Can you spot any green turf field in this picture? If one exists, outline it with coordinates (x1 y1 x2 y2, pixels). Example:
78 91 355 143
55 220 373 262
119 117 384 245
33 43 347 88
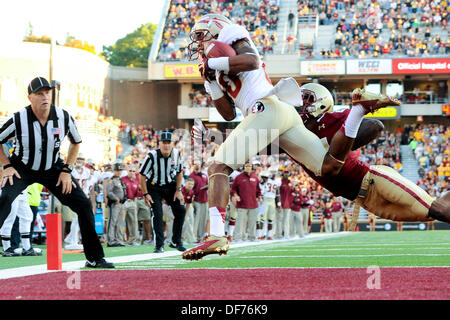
1 231 449 271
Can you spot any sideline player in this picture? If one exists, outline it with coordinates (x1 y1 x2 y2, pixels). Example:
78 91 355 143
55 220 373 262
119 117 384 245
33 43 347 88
258 168 280 240
183 14 400 260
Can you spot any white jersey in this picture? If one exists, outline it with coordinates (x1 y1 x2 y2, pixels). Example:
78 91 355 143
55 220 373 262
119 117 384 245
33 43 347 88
85 170 101 195
72 167 91 196
261 178 281 199
216 24 273 116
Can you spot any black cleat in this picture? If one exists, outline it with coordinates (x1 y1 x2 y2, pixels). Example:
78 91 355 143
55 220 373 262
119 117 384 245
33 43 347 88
2 247 20 257
22 248 43 256
169 241 186 252
154 246 164 253
85 258 115 268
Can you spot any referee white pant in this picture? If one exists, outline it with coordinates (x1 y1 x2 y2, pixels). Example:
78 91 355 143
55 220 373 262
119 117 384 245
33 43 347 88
0 191 33 239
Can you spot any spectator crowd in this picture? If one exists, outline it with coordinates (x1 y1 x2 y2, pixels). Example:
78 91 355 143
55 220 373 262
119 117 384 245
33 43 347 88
158 0 281 61
155 0 449 61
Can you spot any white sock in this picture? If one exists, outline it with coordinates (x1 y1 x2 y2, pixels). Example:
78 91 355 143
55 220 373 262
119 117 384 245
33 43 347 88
343 104 365 138
209 207 226 237
21 234 31 250
228 225 235 237
267 229 273 237
1 236 11 251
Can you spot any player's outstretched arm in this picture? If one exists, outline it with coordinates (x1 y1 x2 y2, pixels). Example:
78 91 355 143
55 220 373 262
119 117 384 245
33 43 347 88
352 118 384 150
229 39 259 74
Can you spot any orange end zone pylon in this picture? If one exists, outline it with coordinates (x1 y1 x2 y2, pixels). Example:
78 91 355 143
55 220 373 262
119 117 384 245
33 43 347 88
46 213 62 270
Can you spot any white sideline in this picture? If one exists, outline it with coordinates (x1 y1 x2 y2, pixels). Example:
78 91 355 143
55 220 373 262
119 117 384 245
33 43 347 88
0 232 350 280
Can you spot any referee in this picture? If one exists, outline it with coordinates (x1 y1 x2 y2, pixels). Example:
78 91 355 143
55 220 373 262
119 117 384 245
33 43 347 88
0 76 114 268
139 131 186 253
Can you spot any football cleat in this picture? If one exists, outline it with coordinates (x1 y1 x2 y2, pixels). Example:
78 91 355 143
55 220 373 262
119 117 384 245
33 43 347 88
2 247 21 257
182 235 229 261
22 248 43 256
85 258 115 269
351 88 401 114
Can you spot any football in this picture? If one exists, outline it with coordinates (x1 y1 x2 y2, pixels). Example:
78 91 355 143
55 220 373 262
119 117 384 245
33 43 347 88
204 40 237 58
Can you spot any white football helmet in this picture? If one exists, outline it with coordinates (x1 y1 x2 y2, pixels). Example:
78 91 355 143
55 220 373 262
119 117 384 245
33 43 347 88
188 14 232 60
298 83 334 117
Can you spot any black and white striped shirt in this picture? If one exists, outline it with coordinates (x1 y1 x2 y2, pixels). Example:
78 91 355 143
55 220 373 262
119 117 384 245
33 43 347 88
0 105 82 171
139 148 183 186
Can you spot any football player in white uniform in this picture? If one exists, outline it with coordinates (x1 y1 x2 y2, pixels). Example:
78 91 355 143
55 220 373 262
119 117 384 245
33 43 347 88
184 14 400 260
259 168 280 240
1 187 42 256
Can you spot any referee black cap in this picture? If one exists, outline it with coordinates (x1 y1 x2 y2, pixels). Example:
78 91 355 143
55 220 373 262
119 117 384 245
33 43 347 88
28 77 53 95
160 131 173 142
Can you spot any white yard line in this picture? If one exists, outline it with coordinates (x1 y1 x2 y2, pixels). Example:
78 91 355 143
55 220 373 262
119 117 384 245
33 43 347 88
0 232 348 280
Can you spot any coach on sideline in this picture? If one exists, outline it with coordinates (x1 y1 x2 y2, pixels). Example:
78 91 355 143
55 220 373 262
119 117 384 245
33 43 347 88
0 77 114 268
139 131 186 253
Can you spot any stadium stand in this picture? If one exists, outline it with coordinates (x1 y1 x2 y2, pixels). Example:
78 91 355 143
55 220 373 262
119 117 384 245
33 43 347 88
154 0 449 61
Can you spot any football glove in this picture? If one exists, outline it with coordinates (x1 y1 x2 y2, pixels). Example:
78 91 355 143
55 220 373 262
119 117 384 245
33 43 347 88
198 58 216 82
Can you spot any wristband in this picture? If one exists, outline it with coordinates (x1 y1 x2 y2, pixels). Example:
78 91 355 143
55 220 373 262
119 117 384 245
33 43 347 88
144 193 150 197
176 187 182 191
61 169 71 174
208 57 230 73
3 164 13 169
204 80 224 100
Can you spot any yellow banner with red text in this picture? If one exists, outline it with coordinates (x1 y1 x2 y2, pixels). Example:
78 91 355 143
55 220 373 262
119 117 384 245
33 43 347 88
164 64 201 78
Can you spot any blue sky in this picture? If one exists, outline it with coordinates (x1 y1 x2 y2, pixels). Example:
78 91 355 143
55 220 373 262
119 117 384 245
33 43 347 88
0 0 166 52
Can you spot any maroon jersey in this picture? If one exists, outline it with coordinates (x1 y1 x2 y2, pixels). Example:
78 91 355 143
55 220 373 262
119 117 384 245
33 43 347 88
323 207 332 219
302 109 370 200
182 187 195 204
121 175 140 200
290 191 302 211
230 172 261 209
189 171 208 203
280 178 293 209
331 201 343 212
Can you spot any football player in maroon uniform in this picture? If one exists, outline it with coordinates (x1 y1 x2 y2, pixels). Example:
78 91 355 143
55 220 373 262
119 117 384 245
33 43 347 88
295 83 449 226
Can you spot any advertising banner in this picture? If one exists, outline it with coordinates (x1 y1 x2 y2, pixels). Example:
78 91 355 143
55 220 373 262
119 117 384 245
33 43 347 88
300 60 345 75
346 59 392 74
392 58 450 74
164 64 200 78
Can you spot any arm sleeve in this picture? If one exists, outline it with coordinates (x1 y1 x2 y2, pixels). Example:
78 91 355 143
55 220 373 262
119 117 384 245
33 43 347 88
0 116 15 144
177 149 183 173
217 24 251 46
139 153 153 178
67 114 82 144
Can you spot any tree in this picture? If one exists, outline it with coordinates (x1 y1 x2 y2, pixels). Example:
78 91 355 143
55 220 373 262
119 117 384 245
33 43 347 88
102 23 156 68
64 34 96 55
